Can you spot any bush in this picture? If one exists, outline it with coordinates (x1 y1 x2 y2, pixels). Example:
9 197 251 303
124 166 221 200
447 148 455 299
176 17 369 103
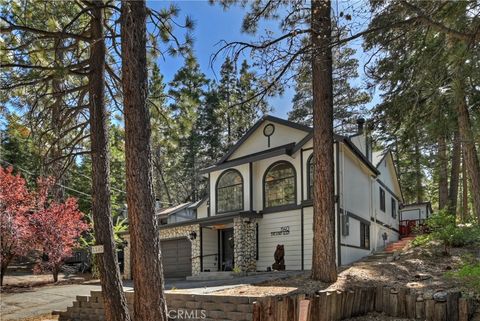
419 210 480 253
412 234 432 247
446 261 480 293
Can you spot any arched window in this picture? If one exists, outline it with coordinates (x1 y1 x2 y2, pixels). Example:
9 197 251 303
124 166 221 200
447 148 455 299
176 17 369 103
264 161 296 208
307 155 314 200
216 169 243 213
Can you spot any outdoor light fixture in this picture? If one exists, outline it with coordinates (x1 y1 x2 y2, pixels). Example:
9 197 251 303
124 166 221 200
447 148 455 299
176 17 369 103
189 231 197 240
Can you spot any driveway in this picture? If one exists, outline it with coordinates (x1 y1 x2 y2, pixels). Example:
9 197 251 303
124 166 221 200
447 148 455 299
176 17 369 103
1 271 301 320
1 283 104 321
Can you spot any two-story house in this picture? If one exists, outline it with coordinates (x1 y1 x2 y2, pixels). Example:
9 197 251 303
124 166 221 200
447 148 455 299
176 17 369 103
122 115 403 279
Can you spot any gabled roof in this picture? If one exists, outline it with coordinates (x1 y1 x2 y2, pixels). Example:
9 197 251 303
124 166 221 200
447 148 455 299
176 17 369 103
372 150 387 167
373 149 404 202
156 203 191 217
200 143 295 174
216 115 312 164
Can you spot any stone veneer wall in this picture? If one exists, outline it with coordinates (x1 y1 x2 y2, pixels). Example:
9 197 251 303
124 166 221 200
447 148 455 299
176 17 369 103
122 223 201 280
233 217 257 272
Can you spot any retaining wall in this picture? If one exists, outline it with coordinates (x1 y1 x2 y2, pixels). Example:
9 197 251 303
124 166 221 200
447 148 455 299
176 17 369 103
55 286 477 321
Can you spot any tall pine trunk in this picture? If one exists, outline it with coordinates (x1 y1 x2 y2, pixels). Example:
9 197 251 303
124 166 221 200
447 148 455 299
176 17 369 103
448 130 461 215
121 1 168 320
88 2 131 321
414 135 423 203
311 0 337 282
462 144 469 222
454 71 480 221
437 133 448 209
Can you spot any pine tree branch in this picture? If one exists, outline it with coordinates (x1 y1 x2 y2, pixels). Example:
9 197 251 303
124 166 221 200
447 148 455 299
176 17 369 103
400 0 480 43
0 17 91 42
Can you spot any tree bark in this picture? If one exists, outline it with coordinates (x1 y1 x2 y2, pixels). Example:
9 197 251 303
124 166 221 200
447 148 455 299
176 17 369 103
414 135 424 203
448 130 461 215
0 254 13 286
121 1 168 321
462 144 469 222
454 71 480 221
311 0 337 283
88 2 131 321
437 133 448 210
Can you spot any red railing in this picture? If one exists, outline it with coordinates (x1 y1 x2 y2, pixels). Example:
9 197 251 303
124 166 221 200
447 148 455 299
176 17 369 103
399 219 428 236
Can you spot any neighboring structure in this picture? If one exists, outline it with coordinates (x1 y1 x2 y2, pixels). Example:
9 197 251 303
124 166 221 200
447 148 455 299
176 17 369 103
399 202 433 236
122 115 404 279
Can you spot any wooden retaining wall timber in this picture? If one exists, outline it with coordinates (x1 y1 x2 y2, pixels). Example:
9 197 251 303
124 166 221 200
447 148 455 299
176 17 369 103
252 287 477 321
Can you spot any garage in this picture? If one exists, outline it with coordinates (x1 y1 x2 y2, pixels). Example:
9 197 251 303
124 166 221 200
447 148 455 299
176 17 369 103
161 238 192 278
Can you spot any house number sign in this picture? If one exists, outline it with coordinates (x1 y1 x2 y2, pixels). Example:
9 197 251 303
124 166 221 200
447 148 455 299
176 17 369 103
271 226 290 236
91 245 104 254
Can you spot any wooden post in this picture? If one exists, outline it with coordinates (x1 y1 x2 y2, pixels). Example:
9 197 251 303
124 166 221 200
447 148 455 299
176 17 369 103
458 298 468 321
375 286 383 312
416 295 425 319
325 291 334 321
298 299 311 321
434 302 447 321
390 288 399 317
425 298 435 321
447 292 460 321
382 286 390 313
317 292 327 321
406 292 416 319
398 288 407 317
287 296 295 321
345 290 355 319
253 301 261 321
335 291 343 321
353 288 362 316
369 287 376 312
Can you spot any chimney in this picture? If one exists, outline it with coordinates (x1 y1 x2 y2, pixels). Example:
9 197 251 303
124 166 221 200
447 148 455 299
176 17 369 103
356 118 365 134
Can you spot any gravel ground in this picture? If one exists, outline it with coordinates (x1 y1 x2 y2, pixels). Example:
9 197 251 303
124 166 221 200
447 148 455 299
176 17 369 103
214 241 478 297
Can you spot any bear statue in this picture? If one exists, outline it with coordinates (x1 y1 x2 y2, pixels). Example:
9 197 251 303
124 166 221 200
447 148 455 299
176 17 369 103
272 244 285 271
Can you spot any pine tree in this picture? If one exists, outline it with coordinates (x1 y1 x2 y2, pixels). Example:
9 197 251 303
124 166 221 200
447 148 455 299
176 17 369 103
288 40 370 131
167 53 208 202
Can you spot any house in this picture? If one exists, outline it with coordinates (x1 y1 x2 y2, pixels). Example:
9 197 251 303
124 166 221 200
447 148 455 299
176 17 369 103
399 202 433 236
122 115 404 279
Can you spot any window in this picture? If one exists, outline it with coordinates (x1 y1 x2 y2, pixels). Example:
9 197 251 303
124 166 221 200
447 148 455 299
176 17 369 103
391 198 397 219
216 169 243 213
360 222 370 249
264 161 296 208
307 155 314 200
379 187 386 212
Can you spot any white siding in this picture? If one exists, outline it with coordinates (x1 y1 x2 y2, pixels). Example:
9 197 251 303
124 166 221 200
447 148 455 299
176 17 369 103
341 245 370 265
303 207 313 270
202 227 218 272
196 200 209 219
340 147 372 219
230 121 308 160
400 204 428 221
350 134 367 155
257 210 302 271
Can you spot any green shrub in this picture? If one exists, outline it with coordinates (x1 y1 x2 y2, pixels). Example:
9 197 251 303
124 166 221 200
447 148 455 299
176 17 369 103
446 262 480 293
421 210 480 253
412 234 432 247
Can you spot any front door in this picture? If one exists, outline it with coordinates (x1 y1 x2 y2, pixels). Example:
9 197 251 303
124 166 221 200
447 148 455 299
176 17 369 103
220 228 234 271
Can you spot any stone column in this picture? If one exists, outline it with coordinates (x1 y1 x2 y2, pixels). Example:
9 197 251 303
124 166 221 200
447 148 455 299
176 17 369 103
233 217 257 272
123 234 131 280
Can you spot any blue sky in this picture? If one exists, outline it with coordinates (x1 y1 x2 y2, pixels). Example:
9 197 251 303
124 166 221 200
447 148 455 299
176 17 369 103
149 1 380 119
